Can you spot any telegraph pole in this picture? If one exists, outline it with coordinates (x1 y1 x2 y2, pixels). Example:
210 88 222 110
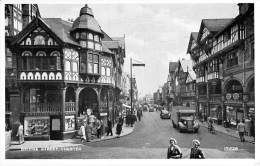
130 58 133 114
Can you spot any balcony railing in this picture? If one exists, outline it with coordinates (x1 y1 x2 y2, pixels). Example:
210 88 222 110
207 72 220 80
65 102 75 112
24 103 61 113
18 71 63 81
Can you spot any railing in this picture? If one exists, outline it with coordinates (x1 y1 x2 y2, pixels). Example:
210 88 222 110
25 103 61 113
18 70 63 81
65 102 75 112
207 72 220 80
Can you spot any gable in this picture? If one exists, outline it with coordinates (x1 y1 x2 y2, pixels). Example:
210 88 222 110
11 17 64 46
19 27 60 46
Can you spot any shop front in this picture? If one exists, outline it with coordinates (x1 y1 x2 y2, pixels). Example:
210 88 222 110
198 102 208 122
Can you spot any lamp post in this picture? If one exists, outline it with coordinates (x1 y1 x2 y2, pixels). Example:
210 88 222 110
130 58 145 115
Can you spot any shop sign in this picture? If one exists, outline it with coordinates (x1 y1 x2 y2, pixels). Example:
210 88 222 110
226 93 232 100
65 115 75 131
233 93 239 100
24 116 50 137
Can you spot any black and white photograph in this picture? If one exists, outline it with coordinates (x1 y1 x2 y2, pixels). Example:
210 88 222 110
2 0 258 165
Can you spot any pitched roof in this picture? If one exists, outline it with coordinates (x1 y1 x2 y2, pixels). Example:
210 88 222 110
202 18 233 33
101 43 113 54
112 37 125 49
102 40 120 49
42 18 80 46
101 29 113 41
197 18 233 42
179 59 196 80
169 62 178 73
187 32 199 53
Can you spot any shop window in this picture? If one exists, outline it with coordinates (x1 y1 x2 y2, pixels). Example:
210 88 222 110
34 35 45 45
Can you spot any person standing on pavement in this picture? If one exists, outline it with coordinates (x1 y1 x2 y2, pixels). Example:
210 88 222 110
79 122 86 143
96 119 102 139
237 119 246 142
106 118 113 136
16 122 24 144
84 121 92 142
190 139 205 159
116 122 122 138
137 109 141 121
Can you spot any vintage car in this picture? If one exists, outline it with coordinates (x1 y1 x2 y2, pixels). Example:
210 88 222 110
160 109 171 119
171 109 199 133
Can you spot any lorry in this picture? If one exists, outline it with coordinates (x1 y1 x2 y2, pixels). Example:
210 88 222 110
171 108 199 133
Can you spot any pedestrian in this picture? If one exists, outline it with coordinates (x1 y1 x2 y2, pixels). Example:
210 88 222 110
106 119 113 136
79 122 86 143
96 119 102 139
250 118 255 138
116 122 122 138
119 116 124 125
190 139 205 159
237 119 246 142
137 109 141 121
16 122 24 144
85 121 92 142
167 138 182 159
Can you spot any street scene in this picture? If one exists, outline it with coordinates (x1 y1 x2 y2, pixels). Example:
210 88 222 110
4 2 255 161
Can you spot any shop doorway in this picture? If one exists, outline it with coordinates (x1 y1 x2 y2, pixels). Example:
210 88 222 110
50 115 62 140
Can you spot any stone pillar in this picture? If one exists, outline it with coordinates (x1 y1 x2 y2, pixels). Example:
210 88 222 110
9 90 21 140
61 87 66 139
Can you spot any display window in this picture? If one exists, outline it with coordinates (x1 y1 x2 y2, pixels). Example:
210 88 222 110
24 117 50 136
65 115 75 131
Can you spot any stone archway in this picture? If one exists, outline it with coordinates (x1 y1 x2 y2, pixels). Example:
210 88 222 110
78 87 99 117
224 79 243 94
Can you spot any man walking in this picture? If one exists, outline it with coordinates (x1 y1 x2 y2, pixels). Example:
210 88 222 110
237 119 246 142
106 119 113 136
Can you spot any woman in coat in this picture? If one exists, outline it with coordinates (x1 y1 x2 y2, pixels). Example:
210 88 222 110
190 139 205 159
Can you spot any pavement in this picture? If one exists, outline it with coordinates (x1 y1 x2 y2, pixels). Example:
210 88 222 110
7 123 135 151
199 121 255 144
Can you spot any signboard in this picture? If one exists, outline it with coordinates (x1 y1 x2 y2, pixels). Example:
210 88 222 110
52 119 60 131
65 115 75 131
24 116 49 137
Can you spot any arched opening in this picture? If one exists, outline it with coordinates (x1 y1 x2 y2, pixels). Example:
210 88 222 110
78 87 98 117
225 79 243 94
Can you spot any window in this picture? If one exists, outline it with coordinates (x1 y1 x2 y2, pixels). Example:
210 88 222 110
56 56 61 70
6 48 12 68
80 62 87 73
65 61 71 71
88 33 93 40
88 41 94 49
223 30 231 42
95 43 101 51
101 67 106 75
201 28 209 41
80 41 86 48
26 38 31 45
72 62 78 72
87 54 99 74
5 16 8 26
48 38 53 45
34 35 45 45
81 32 87 39
75 32 79 39
106 67 111 76
227 52 238 68
94 35 99 42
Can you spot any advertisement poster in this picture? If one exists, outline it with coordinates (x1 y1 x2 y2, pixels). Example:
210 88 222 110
24 116 50 136
65 115 75 131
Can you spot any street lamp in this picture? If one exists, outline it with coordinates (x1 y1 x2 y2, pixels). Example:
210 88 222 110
130 58 145 114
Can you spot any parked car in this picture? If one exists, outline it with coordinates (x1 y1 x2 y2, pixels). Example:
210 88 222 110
171 109 199 133
149 107 155 112
160 109 171 119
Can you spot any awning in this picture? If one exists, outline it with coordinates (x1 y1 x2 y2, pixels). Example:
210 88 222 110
122 104 131 108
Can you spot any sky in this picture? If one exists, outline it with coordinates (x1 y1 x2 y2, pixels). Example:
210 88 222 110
38 3 238 98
